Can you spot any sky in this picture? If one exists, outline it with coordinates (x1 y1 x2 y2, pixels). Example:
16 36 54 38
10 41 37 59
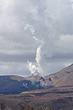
0 0 73 77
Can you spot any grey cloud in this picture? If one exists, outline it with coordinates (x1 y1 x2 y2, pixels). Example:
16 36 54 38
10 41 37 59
0 0 73 76
45 53 73 61
53 53 73 59
0 52 35 62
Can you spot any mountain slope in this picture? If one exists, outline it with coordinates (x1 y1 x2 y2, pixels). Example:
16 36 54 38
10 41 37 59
46 64 73 87
0 64 73 94
25 64 73 87
0 75 44 94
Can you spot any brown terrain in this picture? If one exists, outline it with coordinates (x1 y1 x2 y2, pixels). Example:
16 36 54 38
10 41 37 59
0 64 73 110
46 64 73 87
24 64 73 88
0 86 73 110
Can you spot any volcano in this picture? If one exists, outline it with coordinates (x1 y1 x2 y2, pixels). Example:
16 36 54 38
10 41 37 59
0 64 73 94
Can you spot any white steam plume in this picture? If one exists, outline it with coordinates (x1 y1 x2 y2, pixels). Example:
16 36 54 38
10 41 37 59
28 42 44 75
28 62 37 74
24 23 44 75
35 42 44 74
27 35 44 75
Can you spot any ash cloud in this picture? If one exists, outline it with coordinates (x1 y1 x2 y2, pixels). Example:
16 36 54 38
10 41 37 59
28 36 44 75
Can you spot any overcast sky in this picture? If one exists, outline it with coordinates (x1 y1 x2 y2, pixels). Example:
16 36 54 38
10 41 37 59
0 0 73 77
